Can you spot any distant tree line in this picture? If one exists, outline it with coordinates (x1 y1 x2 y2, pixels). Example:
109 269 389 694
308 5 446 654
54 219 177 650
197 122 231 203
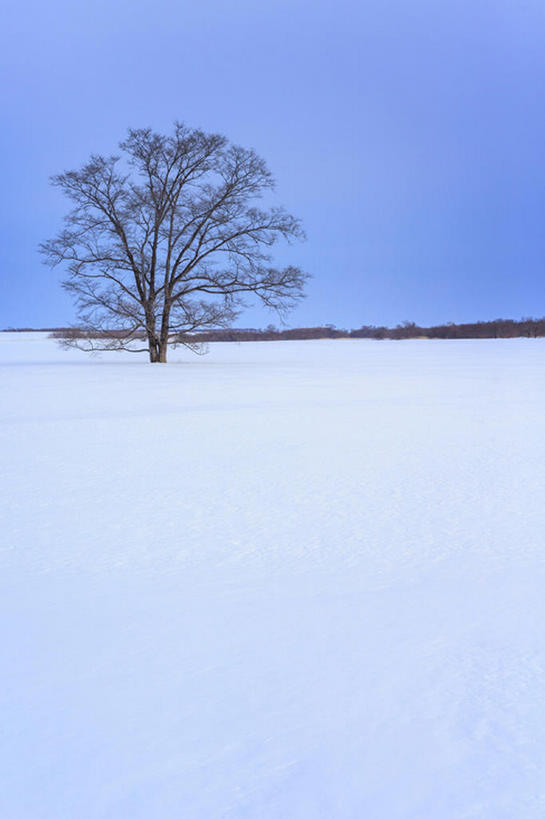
348 318 545 340
184 317 545 341
5 317 545 341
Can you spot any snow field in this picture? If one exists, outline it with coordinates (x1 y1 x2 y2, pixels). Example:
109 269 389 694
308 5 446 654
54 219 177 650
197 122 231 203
1 334 545 817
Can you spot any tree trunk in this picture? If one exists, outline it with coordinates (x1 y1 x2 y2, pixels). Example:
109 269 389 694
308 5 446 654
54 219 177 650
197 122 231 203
148 340 167 363
157 306 170 363
147 337 161 362
146 309 167 362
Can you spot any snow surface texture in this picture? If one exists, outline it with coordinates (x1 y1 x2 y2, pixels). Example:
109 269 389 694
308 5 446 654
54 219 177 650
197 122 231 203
1 333 545 818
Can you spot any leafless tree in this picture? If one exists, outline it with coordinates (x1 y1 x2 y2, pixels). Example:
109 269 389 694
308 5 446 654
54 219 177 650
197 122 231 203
41 123 308 362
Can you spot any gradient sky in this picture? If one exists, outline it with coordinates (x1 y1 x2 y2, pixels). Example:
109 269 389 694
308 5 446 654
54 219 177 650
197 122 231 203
2 0 544 329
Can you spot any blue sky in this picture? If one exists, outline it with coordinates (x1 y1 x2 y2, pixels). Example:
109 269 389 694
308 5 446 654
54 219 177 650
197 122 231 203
2 0 544 329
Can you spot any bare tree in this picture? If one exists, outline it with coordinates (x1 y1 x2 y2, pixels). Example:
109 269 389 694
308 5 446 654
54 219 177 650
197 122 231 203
41 122 308 362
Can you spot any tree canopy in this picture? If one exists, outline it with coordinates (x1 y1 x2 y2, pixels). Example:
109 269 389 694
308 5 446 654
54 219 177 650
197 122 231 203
41 122 308 361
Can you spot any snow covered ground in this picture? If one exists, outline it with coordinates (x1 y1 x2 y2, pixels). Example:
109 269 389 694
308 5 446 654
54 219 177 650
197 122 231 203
1 332 545 818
